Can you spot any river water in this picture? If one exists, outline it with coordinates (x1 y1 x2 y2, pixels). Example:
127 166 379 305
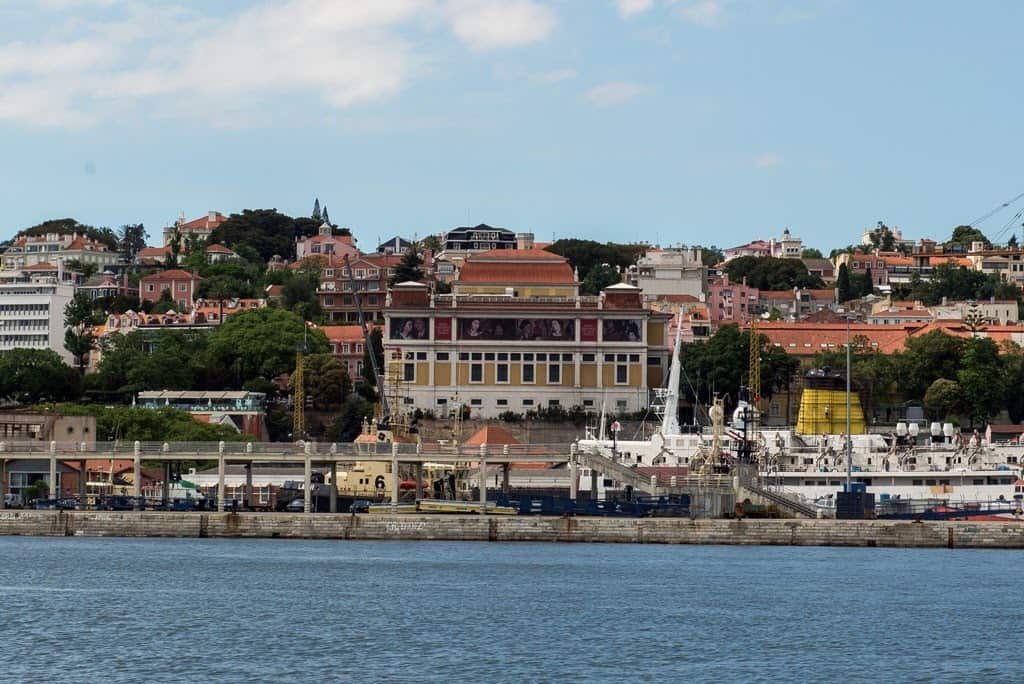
0 538 1020 682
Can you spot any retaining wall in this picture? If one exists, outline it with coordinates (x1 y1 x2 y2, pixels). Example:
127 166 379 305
2 511 1024 548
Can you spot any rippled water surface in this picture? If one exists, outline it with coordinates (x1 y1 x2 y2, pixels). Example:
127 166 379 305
1 538 1021 682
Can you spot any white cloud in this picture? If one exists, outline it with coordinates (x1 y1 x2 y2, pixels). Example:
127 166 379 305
753 152 783 169
445 0 556 51
0 0 559 127
674 0 726 28
616 0 654 18
586 81 647 105
534 68 577 83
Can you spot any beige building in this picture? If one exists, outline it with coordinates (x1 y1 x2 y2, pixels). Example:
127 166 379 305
383 250 672 419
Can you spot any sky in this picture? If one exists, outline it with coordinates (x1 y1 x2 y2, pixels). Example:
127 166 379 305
1 0 1023 252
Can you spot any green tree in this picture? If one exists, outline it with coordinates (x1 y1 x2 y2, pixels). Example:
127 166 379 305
724 256 825 290
167 225 183 269
0 349 79 403
290 354 351 409
48 404 246 442
117 223 148 262
1001 342 1024 423
210 209 302 263
801 248 823 259
64 293 99 374
1008 234 1019 249
836 263 852 303
66 259 99 280
206 308 329 388
388 245 425 285
867 222 897 251
924 378 966 421
421 235 442 252
947 225 991 250
545 239 644 278
312 198 322 221
17 218 118 250
957 337 1005 427
896 330 966 400
326 399 376 442
581 263 620 295
700 246 725 266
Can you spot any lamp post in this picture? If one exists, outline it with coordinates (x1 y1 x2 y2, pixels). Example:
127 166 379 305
845 315 852 492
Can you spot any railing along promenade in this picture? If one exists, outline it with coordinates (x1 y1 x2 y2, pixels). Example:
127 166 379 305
0 440 577 513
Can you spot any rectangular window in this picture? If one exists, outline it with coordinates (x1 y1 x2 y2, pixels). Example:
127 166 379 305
604 354 615 362
403 363 415 382
616 365 628 384
647 356 660 365
416 352 427 361
616 399 628 410
629 354 640 363
177 283 187 292
146 284 154 293
458 352 469 361
496 364 509 383
324 296 334 306
523 353 534 361
470 399 482 407
436 352 450 361
548 364 561 383
548 399 560 407
497 399 508 407
582 354 595 362
471 352 482 361
562 353 573 362
484 352 495 361
497 353 508 361
583 399 595 407
522 364 535 383
523 399 534 406
436 398 448 406
536 353 547 362
470 364 483 383
511 353 521 361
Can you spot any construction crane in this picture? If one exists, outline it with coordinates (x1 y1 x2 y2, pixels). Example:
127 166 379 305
748 316 761 408
293 327 308 440
343 255 390 429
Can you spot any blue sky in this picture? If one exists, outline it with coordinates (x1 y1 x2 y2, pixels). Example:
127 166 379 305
1 0 1022 252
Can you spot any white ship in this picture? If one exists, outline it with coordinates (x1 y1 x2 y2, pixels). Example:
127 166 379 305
577 324 1024 509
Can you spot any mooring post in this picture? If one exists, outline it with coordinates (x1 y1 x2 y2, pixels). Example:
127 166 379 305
391 442 400 510
303 440 312 514
569 443 578 501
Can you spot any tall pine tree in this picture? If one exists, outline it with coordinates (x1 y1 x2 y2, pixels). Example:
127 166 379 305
312 198 321 221
388 246 425 285
836 263 852 303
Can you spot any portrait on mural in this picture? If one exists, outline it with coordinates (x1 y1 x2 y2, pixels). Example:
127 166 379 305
457 318 575 341
602 319 642 342
390 317 430 340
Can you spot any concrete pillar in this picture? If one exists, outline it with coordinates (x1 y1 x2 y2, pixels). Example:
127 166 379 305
245 462 254 510
303 457 312 513
79 459 87 505
569 444 578 501
162 462 171 504
390 443 400 509
590 467 598 501
217 441 226 513
501 463 510 494
131 441 142 508
49 441 58 499
329 461 337 513
414 462 424 500
479 459 487 512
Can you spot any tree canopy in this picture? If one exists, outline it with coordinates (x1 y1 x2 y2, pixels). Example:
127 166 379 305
545 239 644 279
388 246 425 286
947 225 990 250
0 350 79 404
17 218 118 250
724 256 825 290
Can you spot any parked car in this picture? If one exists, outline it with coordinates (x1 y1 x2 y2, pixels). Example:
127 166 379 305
3 493 23 509
286 498 305 512
350 499 372 513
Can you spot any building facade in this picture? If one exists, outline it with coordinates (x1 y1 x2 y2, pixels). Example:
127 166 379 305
316 254 399 323
139 269 203 310
0 277 75 363
295 222 360 260
163 211 228 246
383 251 672 418
627 246 706 301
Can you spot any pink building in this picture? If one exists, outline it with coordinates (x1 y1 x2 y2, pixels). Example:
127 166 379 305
295 222 360 260
706 274 759 326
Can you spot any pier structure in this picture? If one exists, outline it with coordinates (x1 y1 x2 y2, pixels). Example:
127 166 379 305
0 440 740 513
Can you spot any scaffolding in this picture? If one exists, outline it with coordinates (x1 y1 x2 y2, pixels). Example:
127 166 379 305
795 387 867 435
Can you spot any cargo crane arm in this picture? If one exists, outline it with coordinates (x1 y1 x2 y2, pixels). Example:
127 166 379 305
343 255 390 424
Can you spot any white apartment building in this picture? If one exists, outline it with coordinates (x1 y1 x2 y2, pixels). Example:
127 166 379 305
0 278 75 364
627 246 706 300
1 233 118 271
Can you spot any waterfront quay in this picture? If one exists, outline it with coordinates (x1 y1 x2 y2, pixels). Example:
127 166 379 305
2 510 1024 548
0 439 583 513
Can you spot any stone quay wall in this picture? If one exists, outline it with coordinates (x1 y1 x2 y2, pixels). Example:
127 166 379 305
2 511 1024 548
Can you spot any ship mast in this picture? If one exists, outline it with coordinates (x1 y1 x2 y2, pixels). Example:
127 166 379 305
660 314 683 437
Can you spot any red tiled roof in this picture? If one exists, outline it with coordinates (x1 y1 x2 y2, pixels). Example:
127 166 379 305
320 325 376 343
652 294 699 303
138 246 170 257
754 321 911 355
142 269 202 281
180 212 227 230
807 289 836 301
464 425 520 446
458 249 574 284
21 262 57 271
205 243 235 254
